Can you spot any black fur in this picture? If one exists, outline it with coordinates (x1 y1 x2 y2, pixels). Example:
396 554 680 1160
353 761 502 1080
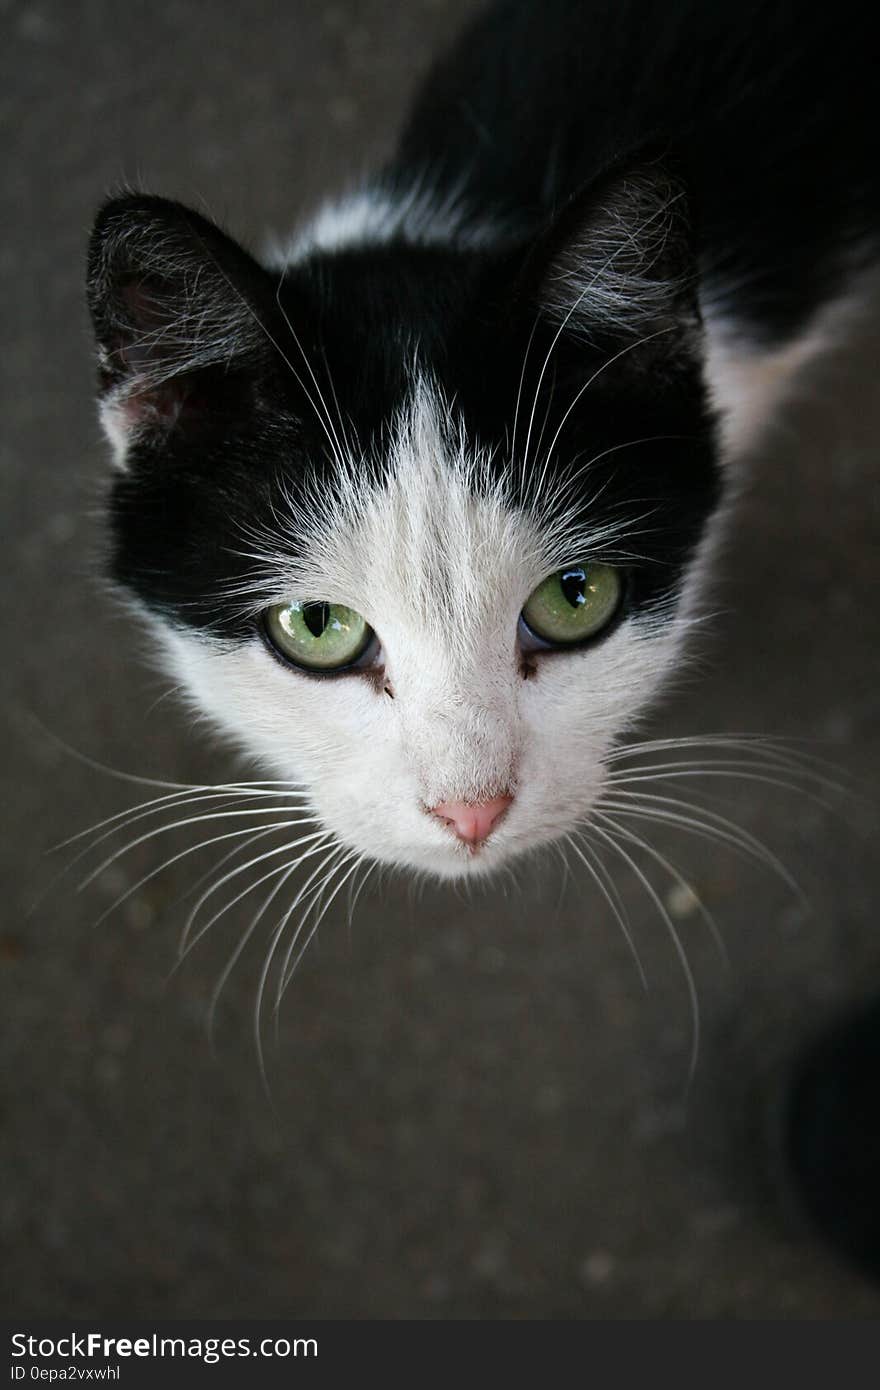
86 1 877 638
392 0 879 340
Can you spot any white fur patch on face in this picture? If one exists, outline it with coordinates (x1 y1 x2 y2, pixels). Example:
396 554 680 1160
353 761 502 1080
152 384 694 881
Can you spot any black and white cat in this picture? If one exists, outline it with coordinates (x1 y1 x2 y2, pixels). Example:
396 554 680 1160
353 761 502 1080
86 0 877 888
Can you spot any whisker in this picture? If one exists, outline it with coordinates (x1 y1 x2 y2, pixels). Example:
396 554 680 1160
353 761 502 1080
276 851 364 1008
590 820 701 1086
53 780 308 854
167 844 314 986
25 713 309 798
607 739 851 782
519 198 678 488
607 755 835 782
90 820 306 929
206 833 336 1047
253 843 348 1094
175 824 286 907
550 838 572 920
541 435 695 524
51 787 227 854
607 733 848 774
274 267 350 472
511 317 540 486
607 764 843 816
272 847 353 1016
346 857 376 933
597 789 804 900
541 325 676 486
565 832 648 988
78 805 321 894
526 365 559 503
29 787 252 919
188 239 349 476
55 789 295 896
178 828 330 959
321 342 360 463
593 813 729 968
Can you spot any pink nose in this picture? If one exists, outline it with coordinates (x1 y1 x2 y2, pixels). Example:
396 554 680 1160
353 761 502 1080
430 793 513 847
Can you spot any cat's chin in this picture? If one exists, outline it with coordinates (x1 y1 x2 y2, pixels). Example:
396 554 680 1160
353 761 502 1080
403 843 513 883
344 820 567 885
305 781 585 884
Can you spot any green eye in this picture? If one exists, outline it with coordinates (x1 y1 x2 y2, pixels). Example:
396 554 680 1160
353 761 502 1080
521 563 622 645
264 600 373 671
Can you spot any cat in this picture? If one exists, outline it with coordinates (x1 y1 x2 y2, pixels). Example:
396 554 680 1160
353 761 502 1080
85 0 877 901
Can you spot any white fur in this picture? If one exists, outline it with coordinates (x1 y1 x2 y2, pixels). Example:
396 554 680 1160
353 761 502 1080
99 391 134 469
703 311 831 456
540 178 689 340
147 384 695 881
701 268 879 456
267 181 514 265
104 186 873 882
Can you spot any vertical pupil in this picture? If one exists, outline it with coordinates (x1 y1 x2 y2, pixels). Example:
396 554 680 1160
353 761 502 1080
302 601 330 638
560 567 587 608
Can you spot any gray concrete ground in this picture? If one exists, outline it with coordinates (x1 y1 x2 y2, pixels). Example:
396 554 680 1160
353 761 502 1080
3 0 880 1319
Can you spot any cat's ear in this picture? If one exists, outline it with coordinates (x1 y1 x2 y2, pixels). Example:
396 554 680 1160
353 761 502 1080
523 157 699 351
86 194 275 466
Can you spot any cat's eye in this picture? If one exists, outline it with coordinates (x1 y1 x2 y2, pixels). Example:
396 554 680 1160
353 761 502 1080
263 600 374 672
521 562 622 646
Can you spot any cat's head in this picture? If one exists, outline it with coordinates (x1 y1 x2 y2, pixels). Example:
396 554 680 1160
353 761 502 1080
86 165 721 880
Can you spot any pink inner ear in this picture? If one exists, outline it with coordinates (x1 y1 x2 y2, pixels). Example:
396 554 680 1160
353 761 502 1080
123 382 182 428
113 276 176 377
120 274 172 326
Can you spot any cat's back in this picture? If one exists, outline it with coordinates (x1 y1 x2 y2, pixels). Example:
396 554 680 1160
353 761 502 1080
387 0 878 336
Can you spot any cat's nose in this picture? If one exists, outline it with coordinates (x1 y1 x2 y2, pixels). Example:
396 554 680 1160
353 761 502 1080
430 793 513 847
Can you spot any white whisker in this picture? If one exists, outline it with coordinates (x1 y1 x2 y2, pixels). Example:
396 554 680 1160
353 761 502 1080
175 824 287 906
566 831 648 988
91 820 305 929
519 195 679 493
251 842 346 1090
58 789 298 890
167 846 314 988
597 789 804 900
78 805 320 894
274 267 351 472
594 813 729 968
346 857 376 932
511 317 540 485
590 820 701 1086
206 833 336 1046
276 851 364 1009
178 828 331 959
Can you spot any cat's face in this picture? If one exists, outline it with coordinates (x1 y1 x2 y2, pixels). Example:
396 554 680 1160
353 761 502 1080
87 176 721 881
